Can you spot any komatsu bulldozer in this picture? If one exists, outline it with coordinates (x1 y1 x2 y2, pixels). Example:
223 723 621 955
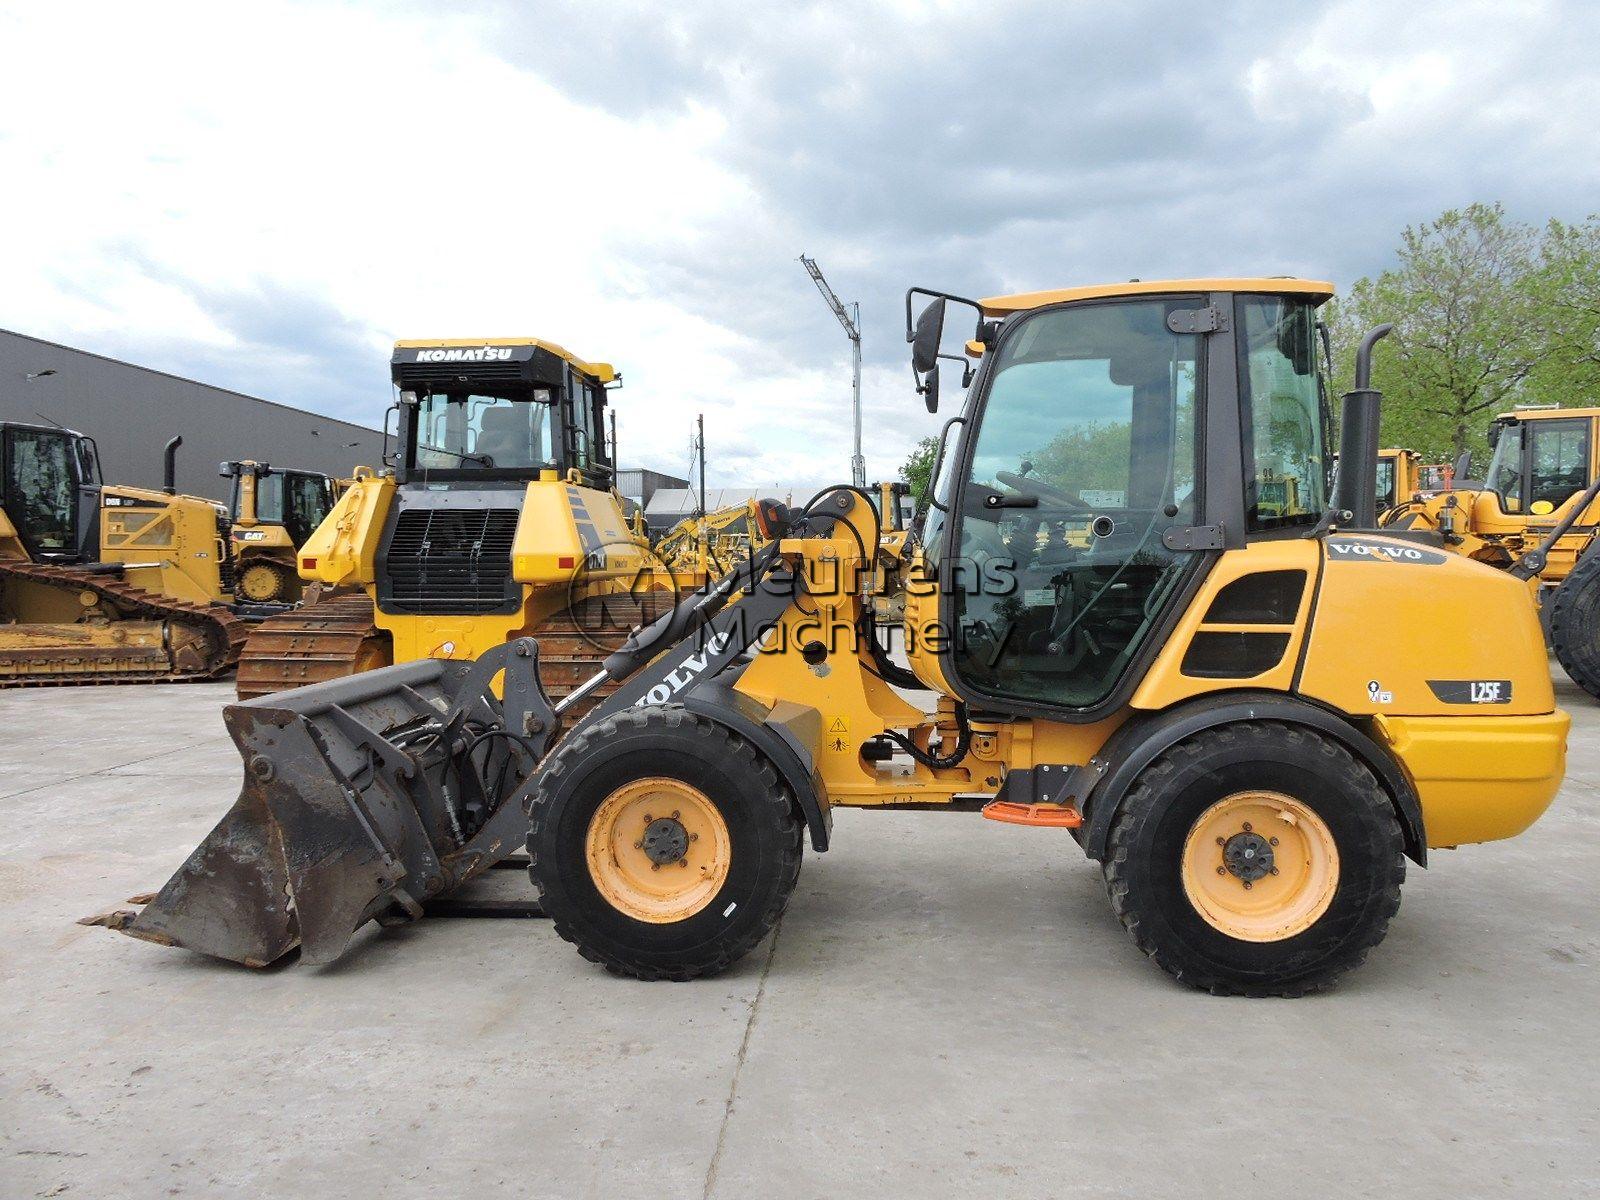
107 280 1568 996
0 423 245 684
1381 405 1600 699
220 459 342 605
233 338 666 708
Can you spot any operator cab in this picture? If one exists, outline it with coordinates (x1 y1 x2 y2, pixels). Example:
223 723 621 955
221 461 338 547
0 421 101 561
908 279 1335 720
388 339 617 489
1484 407 1597 516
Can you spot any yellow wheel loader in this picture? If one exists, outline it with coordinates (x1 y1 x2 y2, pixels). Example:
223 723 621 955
106 280 1568 996
0 424 246 684
220 460 341 605
233 338 668 708
1381 405 1600 698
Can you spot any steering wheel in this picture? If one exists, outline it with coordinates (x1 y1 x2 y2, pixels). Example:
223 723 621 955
995 469 1090 511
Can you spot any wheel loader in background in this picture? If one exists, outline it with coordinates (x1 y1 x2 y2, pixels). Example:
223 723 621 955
0 423 245 684
1380 404 1600 698
653 497 768 583
220 460 343 605
107 279 1568 996
233 338 668 711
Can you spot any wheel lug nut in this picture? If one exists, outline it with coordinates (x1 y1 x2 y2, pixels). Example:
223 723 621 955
1215 836 1225 845
651 863 660 871
1269 836 1279 846
644 814 654 824
1242 881 1253 890
678 859 688 868
634 841 643 849
1242 822 1253 833
1217 866 1227 875
1270 867 1279 875
689 832 699 842
672 810 680 819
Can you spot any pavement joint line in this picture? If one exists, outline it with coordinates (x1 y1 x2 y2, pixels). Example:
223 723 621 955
701 912 783 1200
0 737 233 801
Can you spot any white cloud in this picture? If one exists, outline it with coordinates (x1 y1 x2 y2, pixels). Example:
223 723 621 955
2 0 1598 489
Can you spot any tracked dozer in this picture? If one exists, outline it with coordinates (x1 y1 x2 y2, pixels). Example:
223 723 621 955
1 423 245 684
1381 405 1600 698
234 339 670 708
109 280 1569 995
220 459 342 605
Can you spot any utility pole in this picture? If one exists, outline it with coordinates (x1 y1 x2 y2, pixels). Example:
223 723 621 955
696 413 707 521
799 255 866 488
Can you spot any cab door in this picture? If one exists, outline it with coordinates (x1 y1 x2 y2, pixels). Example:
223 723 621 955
941 296 1205 716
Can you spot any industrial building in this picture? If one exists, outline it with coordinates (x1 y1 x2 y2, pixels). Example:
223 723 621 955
0 328 386 500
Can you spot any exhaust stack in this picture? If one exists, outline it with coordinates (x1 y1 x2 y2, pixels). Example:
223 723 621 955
1332 324 1393 529
162 436 182 495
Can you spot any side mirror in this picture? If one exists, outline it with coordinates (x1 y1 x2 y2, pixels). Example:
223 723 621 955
910 297 946 375
1487 423 1502 449
1453 449 1472 483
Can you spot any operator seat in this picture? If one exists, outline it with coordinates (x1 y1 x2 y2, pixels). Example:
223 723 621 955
474 407 532 467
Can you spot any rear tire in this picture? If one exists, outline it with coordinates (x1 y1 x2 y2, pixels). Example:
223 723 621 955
527 705 802 980
1548 550 1600 700
1103 722 1404 997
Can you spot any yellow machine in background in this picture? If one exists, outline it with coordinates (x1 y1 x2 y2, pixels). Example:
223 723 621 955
235 338 666 713
117 280 1568 999
220 460 342 604
0 425 244 684
653 497 767 583
1381 405 1600 698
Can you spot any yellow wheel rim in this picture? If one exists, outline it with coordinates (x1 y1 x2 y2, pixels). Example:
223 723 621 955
586 778 732 924
1180 791 1339 942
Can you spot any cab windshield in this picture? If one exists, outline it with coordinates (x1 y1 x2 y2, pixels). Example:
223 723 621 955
1486 422 1523 511
414 391 555 472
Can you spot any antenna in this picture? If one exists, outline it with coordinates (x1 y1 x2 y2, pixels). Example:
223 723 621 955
799 255 865 488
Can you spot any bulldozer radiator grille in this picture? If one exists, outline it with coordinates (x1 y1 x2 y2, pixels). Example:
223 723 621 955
383 508 520 614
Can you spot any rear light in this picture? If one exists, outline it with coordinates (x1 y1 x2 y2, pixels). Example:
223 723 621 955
301 557 318 569
557 555 576 570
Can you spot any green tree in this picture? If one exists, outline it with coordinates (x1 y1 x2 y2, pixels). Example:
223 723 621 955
1328 203 1543 465
901 435 939 505
1528 214 1600 404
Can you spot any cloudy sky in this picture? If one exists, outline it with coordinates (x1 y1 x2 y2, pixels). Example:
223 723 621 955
2 0 1597 488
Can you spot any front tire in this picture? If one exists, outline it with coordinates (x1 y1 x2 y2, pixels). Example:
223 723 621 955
1103 722 1404 996
1548 550 1600 700
527 705 802 980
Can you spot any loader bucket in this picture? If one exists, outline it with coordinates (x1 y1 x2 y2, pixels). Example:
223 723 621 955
116 639 556 967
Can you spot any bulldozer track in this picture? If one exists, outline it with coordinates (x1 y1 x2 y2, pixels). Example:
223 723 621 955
0 560 247 687
235 590 674 719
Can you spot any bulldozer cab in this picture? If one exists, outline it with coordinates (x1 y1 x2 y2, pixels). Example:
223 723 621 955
914 281 1333 717
389 340 617 488
1483 408 1597 518
0 421 100 562
222 460 338 547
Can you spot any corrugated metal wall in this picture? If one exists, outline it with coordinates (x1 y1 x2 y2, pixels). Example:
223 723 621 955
0 328 386 501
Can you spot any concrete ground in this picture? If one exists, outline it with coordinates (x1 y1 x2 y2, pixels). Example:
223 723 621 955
2 674 1598 1200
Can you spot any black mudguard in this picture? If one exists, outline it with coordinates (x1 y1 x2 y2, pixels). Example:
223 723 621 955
1074 690 1428 867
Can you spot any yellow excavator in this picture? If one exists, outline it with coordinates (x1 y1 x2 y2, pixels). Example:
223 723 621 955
233 338 668 711
0 424 245 684
1380 404 1600 698
220 460 343 605
105 280 1568 996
